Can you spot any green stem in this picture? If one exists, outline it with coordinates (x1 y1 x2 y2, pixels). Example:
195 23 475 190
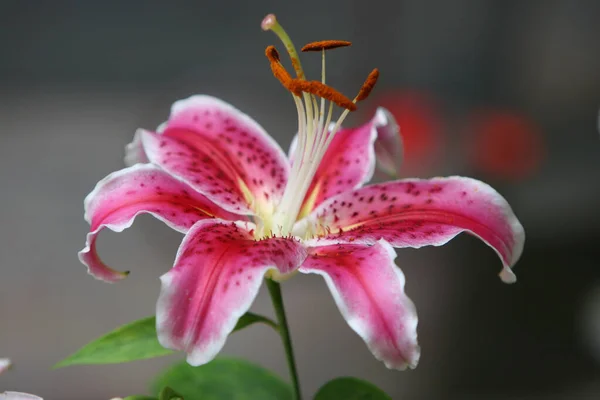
266 278 302 400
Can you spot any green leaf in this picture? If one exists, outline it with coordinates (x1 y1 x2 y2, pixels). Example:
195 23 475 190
151 358 292 400
159 386 184 400
55 316 170 367
233 312 277 331
55 312 277 367
314 377 391 400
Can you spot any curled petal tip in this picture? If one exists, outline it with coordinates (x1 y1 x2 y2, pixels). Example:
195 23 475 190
78 243 130 284
499 266 517 284
87 266 129 283
261 14 277 31
385 343 420 370
409 347 421 369
373 107 403 177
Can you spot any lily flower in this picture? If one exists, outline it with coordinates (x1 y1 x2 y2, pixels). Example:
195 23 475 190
79 14 524 370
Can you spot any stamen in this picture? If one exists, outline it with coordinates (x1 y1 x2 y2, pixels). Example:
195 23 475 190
301 40 352 52
311 95 320 122
318 50 326 132
262 14 315 150
263 13 370 235
265 46 302 96
355 68 380 102
290 80 357 111
265 45 280 62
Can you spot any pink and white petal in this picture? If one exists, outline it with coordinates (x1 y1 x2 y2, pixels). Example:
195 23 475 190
296 112 385 217
156 219 307 366
0 393 43 400
373 107 404 178
302 177 524 283
0 358 11 375
80 164 242 283
138 130 257 214
300 240 419 370
140 95 290 215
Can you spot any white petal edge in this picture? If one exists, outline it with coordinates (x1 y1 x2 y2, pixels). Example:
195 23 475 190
301 240 420 370
0 393 43 400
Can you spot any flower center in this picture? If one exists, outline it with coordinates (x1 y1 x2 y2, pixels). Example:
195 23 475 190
261 14 379 236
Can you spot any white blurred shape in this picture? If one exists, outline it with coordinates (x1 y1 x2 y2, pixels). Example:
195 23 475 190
0 392 43 400
0 359 10 375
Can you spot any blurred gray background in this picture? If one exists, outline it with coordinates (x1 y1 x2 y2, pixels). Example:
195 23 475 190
1 1 600 399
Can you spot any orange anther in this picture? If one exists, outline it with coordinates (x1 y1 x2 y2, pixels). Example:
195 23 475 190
301 40 352 52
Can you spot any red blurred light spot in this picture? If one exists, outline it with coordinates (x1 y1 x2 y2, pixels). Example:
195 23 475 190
468 110 543 180
372 91 443 174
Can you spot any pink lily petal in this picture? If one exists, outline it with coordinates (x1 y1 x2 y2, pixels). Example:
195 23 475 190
0 393 43 400
302 177 524 283
0 358 10 375
156 219 307 366
295 114 378 216
79 164 241 283
136 95 290 215
300 240 419 370
290 109 402 217
372 107 404 178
